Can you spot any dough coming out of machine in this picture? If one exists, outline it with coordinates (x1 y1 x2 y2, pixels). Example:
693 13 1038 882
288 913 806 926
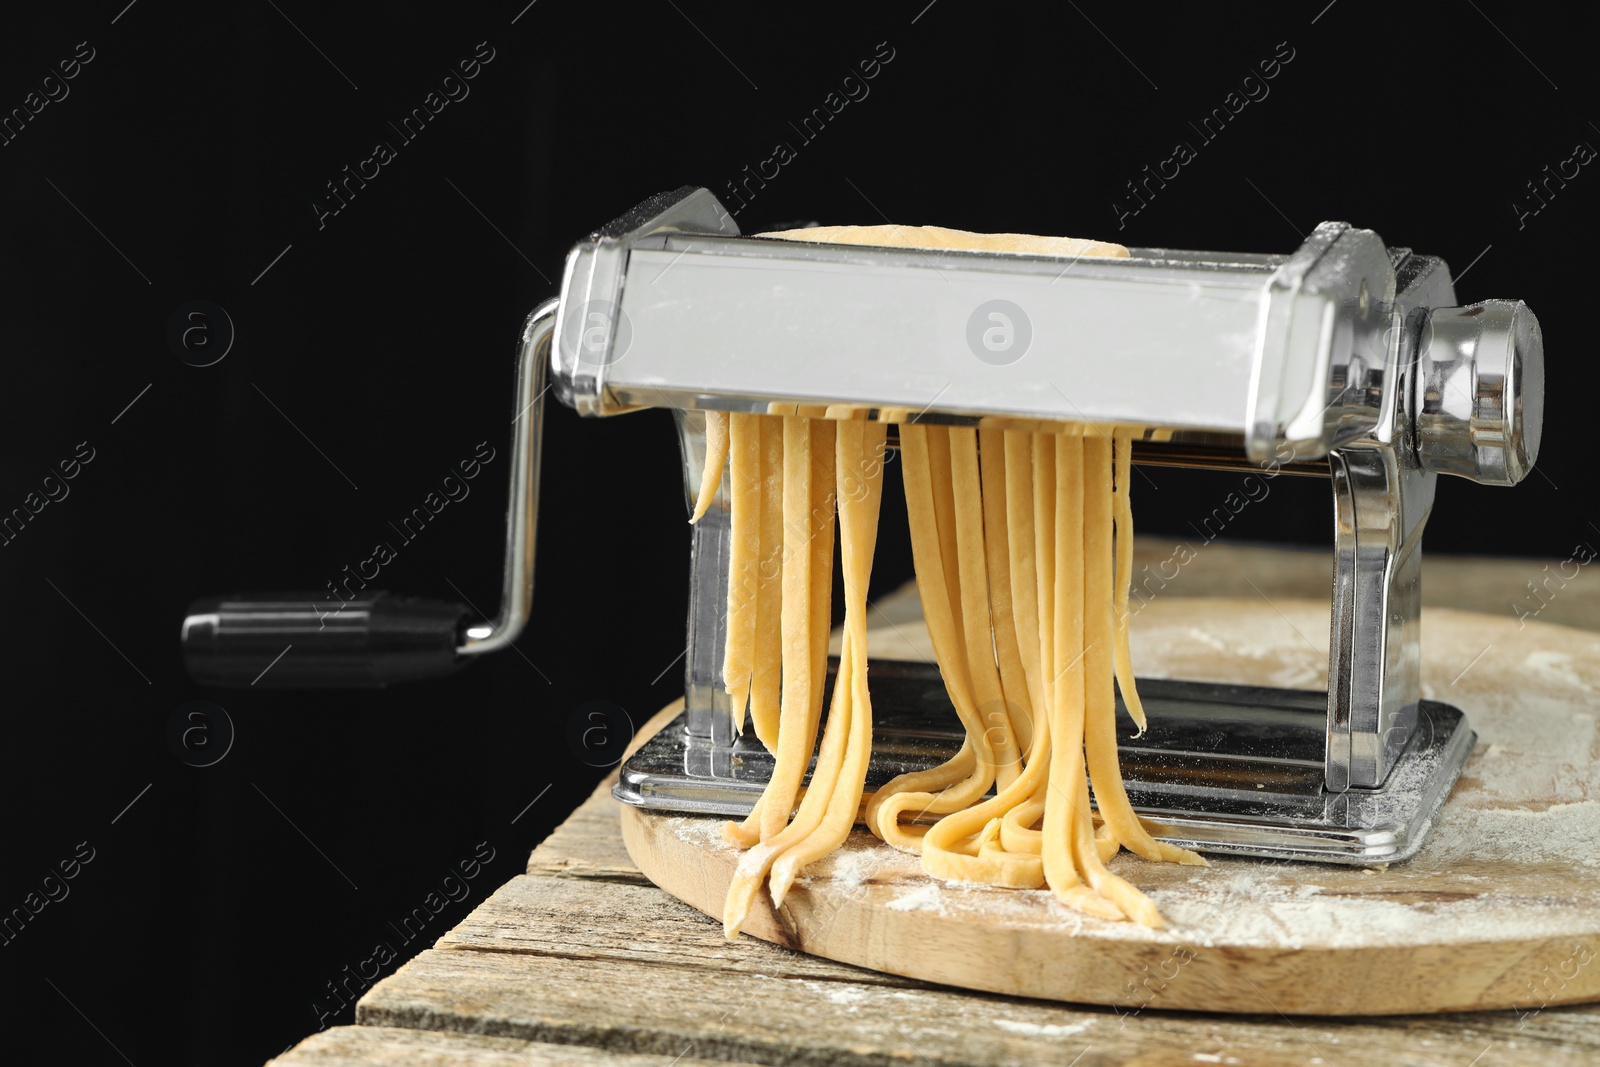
701 225 1203 938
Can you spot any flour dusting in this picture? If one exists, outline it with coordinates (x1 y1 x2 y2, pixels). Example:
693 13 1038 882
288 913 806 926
993 1019 1091 1037
886 884 942 913
801 981 870 1007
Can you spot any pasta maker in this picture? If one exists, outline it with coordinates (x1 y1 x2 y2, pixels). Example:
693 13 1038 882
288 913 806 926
182 187 1545 864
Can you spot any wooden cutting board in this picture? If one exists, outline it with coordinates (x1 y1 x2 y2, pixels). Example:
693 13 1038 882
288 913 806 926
620 596 1600 1015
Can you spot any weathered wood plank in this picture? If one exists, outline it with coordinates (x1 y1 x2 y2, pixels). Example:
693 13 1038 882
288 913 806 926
440 872 925 986
267 1026 752 1066
362 919 1600 1067
375 759 1600 1066
524 699 682 885
526 777 648 885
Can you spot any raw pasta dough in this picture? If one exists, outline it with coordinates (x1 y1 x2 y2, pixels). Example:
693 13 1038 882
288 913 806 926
760 224 1128 260
694 224 1202 938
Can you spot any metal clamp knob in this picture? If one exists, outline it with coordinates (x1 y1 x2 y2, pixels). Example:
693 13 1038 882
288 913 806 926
1415 300 1544 485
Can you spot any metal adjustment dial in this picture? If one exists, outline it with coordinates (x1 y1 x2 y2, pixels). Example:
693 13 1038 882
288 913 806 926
1416 300 1544 485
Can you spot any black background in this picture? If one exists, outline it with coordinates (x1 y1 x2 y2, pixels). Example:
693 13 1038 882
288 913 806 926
0 2 1594 1064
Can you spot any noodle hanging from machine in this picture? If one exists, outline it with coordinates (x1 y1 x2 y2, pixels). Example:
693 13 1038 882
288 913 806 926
694 227 1205 939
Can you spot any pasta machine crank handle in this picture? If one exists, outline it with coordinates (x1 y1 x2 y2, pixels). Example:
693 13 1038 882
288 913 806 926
179 298 558 687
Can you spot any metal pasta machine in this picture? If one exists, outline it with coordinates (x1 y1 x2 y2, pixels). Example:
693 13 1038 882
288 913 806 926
182 187 1544 864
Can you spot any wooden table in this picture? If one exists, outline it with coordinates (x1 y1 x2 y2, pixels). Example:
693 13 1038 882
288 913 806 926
269 544 1600 1067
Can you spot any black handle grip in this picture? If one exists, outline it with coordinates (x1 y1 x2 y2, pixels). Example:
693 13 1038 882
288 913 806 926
182 592 472 688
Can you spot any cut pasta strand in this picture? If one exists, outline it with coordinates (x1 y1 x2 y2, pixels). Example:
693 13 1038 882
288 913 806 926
723 414 761 737
690 411 729 523
748 418 785 752
950 428 1022 790
806 416 837 749
980 427 1034 762
756 416 826 841
1111 429 1147 736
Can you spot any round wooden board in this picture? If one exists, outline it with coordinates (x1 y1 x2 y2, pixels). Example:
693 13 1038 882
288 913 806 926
620 597 1600 1015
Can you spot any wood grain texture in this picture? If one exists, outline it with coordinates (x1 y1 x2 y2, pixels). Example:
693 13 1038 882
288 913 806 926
263 546 1600 1065
522 697 683 887
631 597 1600 1015
358 776 1600 1067
267 1026 752 1066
